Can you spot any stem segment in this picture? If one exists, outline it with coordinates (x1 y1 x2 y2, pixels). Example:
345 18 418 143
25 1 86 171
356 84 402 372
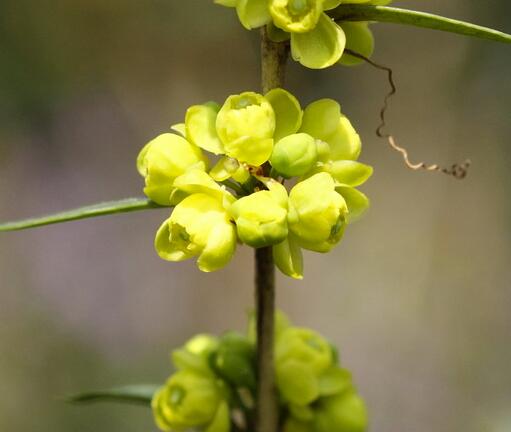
254 246 277 432
255 27 288 432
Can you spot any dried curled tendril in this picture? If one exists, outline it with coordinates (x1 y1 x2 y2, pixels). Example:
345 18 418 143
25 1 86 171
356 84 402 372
344 48 471 180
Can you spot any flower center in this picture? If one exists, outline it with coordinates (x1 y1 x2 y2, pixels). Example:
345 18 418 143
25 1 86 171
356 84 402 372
169 386 186 408
328 215 345 243
170 223 191 252
288 0 309 15
306 337 323 351
235 96 255 109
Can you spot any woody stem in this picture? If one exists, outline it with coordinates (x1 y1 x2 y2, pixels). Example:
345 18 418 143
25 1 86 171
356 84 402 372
254 27 288 432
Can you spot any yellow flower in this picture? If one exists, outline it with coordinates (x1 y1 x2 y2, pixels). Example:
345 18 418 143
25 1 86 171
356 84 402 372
229 180 288 247
152 370 230 432
287 172 348 252
216 92 275 166
137 133 207 206
155 193 236 272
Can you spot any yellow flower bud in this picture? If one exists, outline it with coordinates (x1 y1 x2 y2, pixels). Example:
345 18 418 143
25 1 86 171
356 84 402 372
155 193 236 272
229 181 288 248
287 172 348 252
314 392 368 432
270 133 318 178
172 334 220 376
137 133 208 206
275 327 334 406
216 92 275 166
300 99 362 161
211 332 256 390
152 370 229 432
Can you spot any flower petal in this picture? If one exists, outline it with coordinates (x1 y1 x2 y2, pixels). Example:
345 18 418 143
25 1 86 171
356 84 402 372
300 98 341 140
323 0 342 10
336 186 370 223
327 160 373 187
236 0 272 30
198 221 237 272
338 22 374 66
225 136 274 166
265 88 303 141
277 360 319 406
318 367 352 396
273 235 304 280
291 13 346 69
325 115 362 161
155 217 195 262
186 104 225 154
170 122 186 137
204 401 230 432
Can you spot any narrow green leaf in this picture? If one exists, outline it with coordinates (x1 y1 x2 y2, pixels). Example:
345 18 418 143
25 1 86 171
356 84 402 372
0 198 165 232
67 384 160 406
330 5 511 44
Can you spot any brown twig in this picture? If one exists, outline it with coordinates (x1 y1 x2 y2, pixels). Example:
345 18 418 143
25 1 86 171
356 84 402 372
253 26 287 432
344 48 471 179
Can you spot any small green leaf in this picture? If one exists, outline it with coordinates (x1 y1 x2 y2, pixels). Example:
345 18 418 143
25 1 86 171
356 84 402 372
67 384 160 406
0 198 164 232
330 5 511 44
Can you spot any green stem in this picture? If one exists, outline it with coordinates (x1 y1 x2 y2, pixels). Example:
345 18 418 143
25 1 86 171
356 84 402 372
254 27 288 432
221 180 246 196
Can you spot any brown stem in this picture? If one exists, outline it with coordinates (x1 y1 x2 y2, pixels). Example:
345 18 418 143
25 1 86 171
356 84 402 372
254 27 288 432
254 246 277 432
261 28 289 94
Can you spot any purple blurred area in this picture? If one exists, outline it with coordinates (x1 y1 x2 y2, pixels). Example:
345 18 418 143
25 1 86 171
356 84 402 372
0 1 510 431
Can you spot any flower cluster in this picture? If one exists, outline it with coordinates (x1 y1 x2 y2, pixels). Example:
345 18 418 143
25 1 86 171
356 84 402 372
215 0 392 69
137 89 372 279
276 325 367 432
152 311 367 432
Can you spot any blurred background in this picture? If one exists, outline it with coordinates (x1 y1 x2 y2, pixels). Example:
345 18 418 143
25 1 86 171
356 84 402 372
0 1 510 431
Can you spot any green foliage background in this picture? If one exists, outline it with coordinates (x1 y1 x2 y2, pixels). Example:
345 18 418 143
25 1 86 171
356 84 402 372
0 1 510 431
